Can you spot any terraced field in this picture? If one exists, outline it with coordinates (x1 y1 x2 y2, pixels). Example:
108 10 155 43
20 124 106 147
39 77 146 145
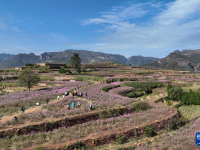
0 78 179 150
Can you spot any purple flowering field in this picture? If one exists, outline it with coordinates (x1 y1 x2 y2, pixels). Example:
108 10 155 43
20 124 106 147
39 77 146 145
0 81 88 117
136 117 200 150
0 100 174 149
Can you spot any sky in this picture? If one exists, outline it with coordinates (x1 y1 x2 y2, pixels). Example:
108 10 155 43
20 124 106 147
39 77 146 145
0 0 200 58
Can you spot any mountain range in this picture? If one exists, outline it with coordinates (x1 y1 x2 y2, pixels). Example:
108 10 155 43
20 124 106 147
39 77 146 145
2 49 200 72
0 53 15 61
144 49 200 72
0 50 158 68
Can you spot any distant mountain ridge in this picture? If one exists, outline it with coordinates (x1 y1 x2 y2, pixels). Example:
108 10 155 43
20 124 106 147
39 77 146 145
0 53 15 61
0 50 158 68
144 49 200 72
126 55 159 66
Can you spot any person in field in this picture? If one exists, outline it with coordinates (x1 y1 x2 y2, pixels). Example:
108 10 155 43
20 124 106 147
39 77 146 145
63 94 65 99
78 102 81 107
80 92 83 97
46 98 49 104
72 101 75 108
74 90 77 96
21 106 25 113
89 103 92 111
57 95 59 100
65 91 68 96
85 92 87 98
67 103 70 110
36 102 40 106
14 116 17 122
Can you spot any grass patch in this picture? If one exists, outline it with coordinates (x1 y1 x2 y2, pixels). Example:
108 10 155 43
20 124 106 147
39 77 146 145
178 105 200 121
40 76 55 81
132 102 151 112
101 85 120 92
76 75 105 82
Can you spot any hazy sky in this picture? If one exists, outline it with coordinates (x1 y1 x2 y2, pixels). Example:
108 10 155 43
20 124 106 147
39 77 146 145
0 0 200 58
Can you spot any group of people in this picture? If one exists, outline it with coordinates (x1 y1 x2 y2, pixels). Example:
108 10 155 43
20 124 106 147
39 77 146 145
14 87 92 122
66 101 82 110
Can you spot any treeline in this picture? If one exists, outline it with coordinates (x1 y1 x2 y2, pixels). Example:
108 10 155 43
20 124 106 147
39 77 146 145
167 84 200 106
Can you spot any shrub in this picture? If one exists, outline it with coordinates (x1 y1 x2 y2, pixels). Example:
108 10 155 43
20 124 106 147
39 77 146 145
166 100 172 106
181 92 200 105
121 82 162 97
132 102 151 112
59 68 66 74
40 76 55 81
116 147 136 150
77 68 81 73
74 141 86 150
92 68 98 71
100 109 120 119
102 85 120 92
169 118 177 130
174 103 182 108
66 69 71 74
106 79 112 83
25 63 34 66
167 85 183 101
34 145 44 150
144 125 156 137
116 134 127 145
39 66 51 73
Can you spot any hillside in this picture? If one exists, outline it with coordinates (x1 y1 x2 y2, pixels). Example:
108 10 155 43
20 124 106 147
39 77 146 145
0 53 15 61
126 55 159 66
0 53 41 68
144 49 200 72
40 50 127 64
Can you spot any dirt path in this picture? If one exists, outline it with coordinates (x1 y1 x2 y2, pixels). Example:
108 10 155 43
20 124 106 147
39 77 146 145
0 96 91 124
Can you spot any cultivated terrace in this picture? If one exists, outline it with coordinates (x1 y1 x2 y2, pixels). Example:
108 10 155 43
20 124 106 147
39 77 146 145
0 63 199 150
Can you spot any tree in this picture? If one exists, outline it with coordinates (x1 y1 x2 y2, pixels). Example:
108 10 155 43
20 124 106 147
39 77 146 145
0 76 3 82
69 53 81 71
58 68 66 74
18 69 40 91
167 85 183 101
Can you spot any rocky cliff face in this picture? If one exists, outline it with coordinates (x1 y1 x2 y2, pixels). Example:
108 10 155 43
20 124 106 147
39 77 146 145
39 50 128 64
144 49 200 72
